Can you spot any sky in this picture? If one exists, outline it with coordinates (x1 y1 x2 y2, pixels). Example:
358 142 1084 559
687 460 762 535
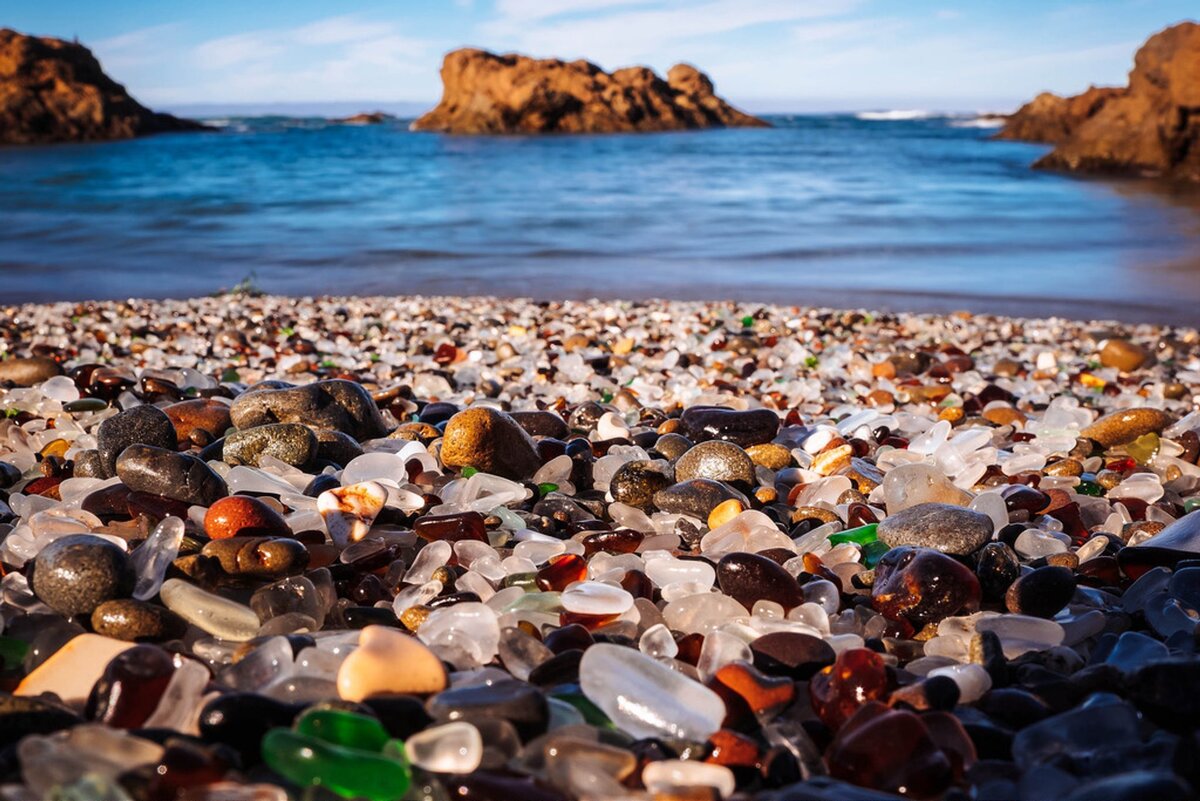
6 0 1196 113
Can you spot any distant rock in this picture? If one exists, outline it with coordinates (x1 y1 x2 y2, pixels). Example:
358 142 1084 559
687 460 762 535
411 48 768 135
1000 22 1200 180
336 111 394 125
995 86 1124 144
0 28 206 145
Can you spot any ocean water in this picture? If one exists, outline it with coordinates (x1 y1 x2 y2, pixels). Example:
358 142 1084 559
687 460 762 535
2 113 1200 323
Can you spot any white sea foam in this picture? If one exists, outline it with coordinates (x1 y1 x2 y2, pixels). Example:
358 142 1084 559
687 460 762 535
855 109 936 121
950 117 1006 129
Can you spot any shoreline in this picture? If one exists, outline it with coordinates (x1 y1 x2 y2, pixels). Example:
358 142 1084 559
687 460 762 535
4 290 1197 332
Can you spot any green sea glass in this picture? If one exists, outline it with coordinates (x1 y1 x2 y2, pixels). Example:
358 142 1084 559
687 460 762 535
262 729 411 801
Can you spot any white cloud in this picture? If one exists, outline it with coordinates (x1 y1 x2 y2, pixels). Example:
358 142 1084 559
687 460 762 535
480 0 862 67
193 32 285 69
182 14 444 102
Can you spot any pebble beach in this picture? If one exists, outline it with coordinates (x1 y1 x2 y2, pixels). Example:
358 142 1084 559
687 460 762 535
1 292 1199 800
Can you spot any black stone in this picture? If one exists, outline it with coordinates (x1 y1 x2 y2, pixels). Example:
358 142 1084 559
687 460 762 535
426 679 549 741
96 404 177 477
115 443 228 506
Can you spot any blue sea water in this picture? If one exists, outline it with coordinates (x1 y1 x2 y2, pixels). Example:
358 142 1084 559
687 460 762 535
2 113 1199 322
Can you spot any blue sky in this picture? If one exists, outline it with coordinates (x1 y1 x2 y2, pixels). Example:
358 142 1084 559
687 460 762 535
6 1 1195 112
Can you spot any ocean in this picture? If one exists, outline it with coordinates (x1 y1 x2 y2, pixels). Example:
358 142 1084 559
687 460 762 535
3 112 1199 323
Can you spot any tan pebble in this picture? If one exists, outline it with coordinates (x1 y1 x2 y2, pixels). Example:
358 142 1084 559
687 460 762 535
982 406 1026 427
401 605 431 631
611 338 635 355
337 624 447 701
1098 338 1151 372
1045 552 1079 570
938 407 964 424
993 358 1023 377
16 633 133 709
562 333 590 352
1080 408 1172 448
440 407 542 480
746 443 792 470
389 422 442 442
866 389 895 407
657 419 683 435
707 498 745 529
755 487 778 504
791 505 838 524
812 444 852 476
1044 458 1084 477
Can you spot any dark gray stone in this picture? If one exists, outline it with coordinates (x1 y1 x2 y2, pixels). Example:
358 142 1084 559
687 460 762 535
115 444 227 506
223 423 318 468
230 379 387 441
878 502 994 555
674 440 756 486
653 478 747 519
30 534 135 617
96 404 177 478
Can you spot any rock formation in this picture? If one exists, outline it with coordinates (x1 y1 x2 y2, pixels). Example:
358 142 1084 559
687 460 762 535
0 28 205 145
336 111 394 125
412 48 768 134
995 86 1124 144
999 22 1200 180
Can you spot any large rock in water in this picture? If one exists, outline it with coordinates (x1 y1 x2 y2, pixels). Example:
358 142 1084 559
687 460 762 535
0 28 206 144
994 86 1124 144
1000 22 1200 180
411 48 768 134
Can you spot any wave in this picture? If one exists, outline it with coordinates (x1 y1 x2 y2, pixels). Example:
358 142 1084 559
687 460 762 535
950 117 1006 129
855 110 937 121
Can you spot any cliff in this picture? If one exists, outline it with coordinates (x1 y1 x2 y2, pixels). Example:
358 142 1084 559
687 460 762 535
412 49 768 134
0 28 206 145
999 22 1200 180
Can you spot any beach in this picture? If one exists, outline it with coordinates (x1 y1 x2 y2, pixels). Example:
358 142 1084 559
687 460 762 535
1 292 1198 799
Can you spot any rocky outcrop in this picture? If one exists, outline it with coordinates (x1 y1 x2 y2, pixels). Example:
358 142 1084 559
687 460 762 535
0 28 205 145
412 48 768 134
1001 23 1200 180
336 111 393 125
995 86 1124 144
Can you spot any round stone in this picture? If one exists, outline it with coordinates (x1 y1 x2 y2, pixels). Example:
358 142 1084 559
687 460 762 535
204 495 292 540
115 444 228 506
610 460 671 510
1080 408 1173 448
163 398 232 446
750 631 836 679
877 502 994 556
746 442 793 470
337 625 448 701
674 441 756 487
229 379 388 441
0 357 62 387
652 478 747 520
440 407 542 480
1099 338 1151 372
30 534 136 617
223 423 318 468
1005 565 1076 618
90 599 188 642
717 552 804 611
680 406 779 448
96 404 177 477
